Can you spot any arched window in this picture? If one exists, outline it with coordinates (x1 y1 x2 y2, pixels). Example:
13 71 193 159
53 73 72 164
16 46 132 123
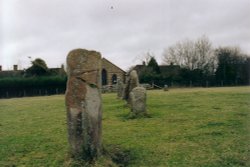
102 69 107 85
112 74 117 85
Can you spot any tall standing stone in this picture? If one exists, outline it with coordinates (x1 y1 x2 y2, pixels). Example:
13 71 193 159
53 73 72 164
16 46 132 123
123 70 139 102
122 74 129 100
129 70 139 92
117 77 124 99
65 49 102 160
129 87 147 115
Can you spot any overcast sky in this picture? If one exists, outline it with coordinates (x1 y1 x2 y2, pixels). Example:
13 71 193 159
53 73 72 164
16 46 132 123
1 0 250 71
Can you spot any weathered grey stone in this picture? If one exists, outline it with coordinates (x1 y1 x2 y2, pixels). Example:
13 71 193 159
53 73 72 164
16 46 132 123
117 77 124 98
129 70 139 91
129 87 147 115
164 84 168 91
123 70 139 102
122 74 129 100
65 48 102 160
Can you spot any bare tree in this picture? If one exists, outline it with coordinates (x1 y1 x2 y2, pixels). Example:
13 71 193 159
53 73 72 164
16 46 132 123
162 35 216 74
163 39 196 70
195 35 217 74
138 52 156 65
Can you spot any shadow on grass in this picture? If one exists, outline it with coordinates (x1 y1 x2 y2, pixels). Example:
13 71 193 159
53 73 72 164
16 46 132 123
203 131 223 136
218 155 248 167
235 113 248 117
111 103 152 121
64 145 135 167
116 111 152 121
198 120 243 129
103 145 135 167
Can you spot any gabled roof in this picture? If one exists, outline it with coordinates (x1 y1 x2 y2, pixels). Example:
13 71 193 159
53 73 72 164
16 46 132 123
102 58 126 73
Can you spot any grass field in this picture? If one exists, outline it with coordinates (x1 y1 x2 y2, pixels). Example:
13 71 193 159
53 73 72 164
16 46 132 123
0 86 249 167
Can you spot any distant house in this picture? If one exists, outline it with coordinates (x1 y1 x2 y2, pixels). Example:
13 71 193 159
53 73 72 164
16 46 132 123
0 65 23 77
0 65 66 78
133 63 181 78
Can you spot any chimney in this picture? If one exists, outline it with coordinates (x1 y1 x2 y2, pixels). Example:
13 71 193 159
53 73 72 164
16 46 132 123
13 65 18 71
0 65 2 71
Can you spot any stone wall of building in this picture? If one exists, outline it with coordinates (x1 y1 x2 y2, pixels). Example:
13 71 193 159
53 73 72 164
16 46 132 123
101 58 125 85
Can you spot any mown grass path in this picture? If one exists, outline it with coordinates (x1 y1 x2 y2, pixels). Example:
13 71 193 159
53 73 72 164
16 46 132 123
0 87 249 166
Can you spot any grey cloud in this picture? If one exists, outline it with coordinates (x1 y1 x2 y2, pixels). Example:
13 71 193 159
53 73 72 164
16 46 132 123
1 0 250 70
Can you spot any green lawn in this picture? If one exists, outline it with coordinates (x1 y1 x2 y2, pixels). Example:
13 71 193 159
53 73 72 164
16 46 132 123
0 87 249 167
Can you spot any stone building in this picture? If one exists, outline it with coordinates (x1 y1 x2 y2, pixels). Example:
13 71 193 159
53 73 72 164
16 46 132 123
101 58 126 85
0 65 23 77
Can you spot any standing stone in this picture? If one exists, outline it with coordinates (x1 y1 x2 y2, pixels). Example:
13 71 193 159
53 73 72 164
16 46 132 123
117 77 124 99
122 74 129 100
129 70 139 92
129 87 147 115
65 49 102 160
163 84 168 91
123 70 139 102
